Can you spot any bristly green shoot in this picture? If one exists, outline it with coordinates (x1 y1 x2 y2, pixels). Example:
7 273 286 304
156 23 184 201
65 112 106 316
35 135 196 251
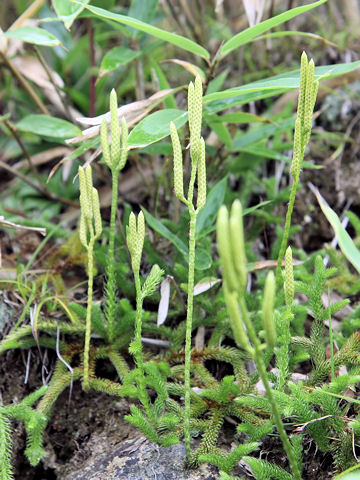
127 210 164 425
0 386 47 479
169 75 207 461
78 165 102 390
275 246 294 391
275 52 319 288
328 288 335 382
101 89 129 343
217 201 302 480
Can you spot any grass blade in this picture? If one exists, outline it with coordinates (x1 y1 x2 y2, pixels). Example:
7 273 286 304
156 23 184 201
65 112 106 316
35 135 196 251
311 183 360 274
84 4 210 59
220 0 327 58
204 61 360 104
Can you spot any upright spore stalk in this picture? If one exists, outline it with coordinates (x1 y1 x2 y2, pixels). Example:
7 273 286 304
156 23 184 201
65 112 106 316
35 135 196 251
170 75 207 460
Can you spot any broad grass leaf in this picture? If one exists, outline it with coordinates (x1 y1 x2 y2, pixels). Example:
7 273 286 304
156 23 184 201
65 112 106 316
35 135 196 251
311 184 360 274
52 0 89 29
142 208 188 257
162 59 206 80
256 30 337 47
3 26 62 47
196 177 227 239
220 0 328 58
151 62 177 109
16 115 81 139
212 112 270 124
334 465 360 479
204 116 232 149
99 46 141 77
128 0 158 39
142 208 211 270
204 61 360 105
128 110 188 148
84 4 210 59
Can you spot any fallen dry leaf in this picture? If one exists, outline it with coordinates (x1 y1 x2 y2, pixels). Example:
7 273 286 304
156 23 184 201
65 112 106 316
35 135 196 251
0 216 46 236
161 59 205 81
12 56 80 118
67 89 176 145
193 278 221 296
242 0 266 27
157 275 173 327
13 146 71 170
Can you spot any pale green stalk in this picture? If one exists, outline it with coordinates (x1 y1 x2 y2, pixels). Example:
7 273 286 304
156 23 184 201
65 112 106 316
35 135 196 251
276 52 319 288
170 76 207 461
78 166 102 390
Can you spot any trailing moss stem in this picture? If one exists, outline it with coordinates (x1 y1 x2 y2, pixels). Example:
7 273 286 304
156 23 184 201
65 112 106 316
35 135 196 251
184 211 197 459
133 268 155 424
83 236 95 390
78 166 102 390
275 175 299 287
127 211 163 426
106 170 120 342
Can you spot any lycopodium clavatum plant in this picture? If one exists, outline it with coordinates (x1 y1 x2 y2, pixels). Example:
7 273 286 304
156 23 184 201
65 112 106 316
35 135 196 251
126 210 163 425
170 75 207 461
78 165 102 390
101 89 129 343
217 200 302 480
124 213 181 447
275 52 319 288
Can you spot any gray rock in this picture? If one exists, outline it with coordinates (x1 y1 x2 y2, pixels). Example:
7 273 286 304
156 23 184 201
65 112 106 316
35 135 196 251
61 436 219 480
